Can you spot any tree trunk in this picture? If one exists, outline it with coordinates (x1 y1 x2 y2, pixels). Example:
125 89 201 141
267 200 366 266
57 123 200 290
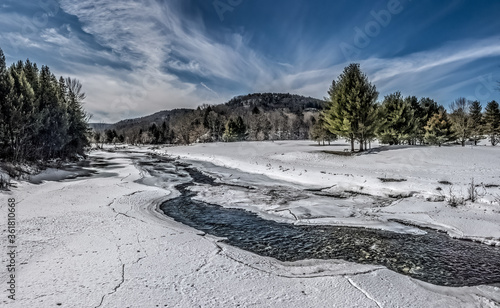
350 137 355 152
359 139 364 152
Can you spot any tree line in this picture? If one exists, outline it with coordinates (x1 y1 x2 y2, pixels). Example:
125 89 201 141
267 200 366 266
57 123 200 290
94 93 321 146
321 63 500 151
0 48 89 162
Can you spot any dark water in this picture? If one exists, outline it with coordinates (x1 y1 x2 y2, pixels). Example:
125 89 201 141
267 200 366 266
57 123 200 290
154 161 500 287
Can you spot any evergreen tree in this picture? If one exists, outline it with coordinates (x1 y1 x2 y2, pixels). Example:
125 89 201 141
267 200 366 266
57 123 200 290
424 111 454 147
414 97 441 144
223 116 247 141
148 123 161 144
234 116 247 140
310 114 337 145
405 96 420 145
483 100 500 145
323 63 378 151
378 92 416 145
223 118 237 142
64 77 89 155
0 48 11 156
0 47 89 161
6 63 36 160
469 101 484 145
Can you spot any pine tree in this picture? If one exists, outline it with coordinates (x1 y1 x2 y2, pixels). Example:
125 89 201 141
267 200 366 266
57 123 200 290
323 63 378 151
483 100 500 145
405 96 420 145
469 101 484 145
63 77 89 155
424 111 454 147
36 66 69 158
6 63 36 160
378 92 416 145
0 49 11 155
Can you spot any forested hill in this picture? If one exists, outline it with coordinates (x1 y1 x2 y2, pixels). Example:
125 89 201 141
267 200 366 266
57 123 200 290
91 93 325 145
226 93 324 111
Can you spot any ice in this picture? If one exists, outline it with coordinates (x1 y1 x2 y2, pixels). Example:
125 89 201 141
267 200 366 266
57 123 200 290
1 143 499 307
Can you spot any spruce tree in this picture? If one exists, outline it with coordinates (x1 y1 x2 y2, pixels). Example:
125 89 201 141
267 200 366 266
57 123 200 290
323 63 378 152
483 100 500 145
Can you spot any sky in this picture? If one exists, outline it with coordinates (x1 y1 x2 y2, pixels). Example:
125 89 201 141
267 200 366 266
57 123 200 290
0 0 499 123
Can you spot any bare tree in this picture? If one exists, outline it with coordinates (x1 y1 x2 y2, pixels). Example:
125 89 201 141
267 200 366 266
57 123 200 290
449 98 472 147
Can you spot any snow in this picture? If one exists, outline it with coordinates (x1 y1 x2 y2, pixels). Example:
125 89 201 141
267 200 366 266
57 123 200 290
1 143 500 307
165 140 500 245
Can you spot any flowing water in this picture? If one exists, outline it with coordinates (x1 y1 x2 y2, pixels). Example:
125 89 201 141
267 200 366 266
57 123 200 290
136 157 500 287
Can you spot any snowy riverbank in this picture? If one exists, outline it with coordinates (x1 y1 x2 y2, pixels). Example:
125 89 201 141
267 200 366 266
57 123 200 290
164 140 500 246
1 146 499 307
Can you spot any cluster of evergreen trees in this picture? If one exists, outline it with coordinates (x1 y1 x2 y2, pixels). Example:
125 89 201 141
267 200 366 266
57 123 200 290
322 63 500 151
0 48 89 161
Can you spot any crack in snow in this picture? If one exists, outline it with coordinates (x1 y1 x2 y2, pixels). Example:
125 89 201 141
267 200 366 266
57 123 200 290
121 173 131 181
272 209 298 221
195 244 223 272
132 234 149 265
95 263 125 308
345 276 383 308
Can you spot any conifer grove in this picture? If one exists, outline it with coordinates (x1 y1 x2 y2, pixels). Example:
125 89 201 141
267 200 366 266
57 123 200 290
0 47 89 162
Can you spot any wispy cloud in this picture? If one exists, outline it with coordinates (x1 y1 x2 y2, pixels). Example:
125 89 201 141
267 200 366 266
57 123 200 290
55 0 280 121
365 37 500 83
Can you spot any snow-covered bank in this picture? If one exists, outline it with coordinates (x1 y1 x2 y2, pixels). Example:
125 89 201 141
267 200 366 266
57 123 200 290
164 140 500 246
1 149 499 307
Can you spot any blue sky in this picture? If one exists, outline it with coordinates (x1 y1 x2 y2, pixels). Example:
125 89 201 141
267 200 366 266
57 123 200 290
1 0 499 122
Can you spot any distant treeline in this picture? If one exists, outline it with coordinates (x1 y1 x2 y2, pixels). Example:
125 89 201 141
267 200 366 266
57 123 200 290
0 48 89 162
94 93 324 145
317 64 500 151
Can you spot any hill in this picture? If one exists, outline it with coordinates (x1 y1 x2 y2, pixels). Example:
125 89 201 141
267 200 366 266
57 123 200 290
91 93 325 145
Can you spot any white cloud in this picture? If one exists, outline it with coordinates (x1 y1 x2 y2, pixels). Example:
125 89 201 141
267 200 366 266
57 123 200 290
55 0 278 122
364 37 500 84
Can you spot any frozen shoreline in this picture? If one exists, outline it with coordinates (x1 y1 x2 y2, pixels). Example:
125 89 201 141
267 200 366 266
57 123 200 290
163 140 500 247
1 147 499 307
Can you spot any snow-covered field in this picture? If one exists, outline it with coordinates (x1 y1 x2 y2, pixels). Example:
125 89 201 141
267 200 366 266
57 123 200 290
1 141 500 307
